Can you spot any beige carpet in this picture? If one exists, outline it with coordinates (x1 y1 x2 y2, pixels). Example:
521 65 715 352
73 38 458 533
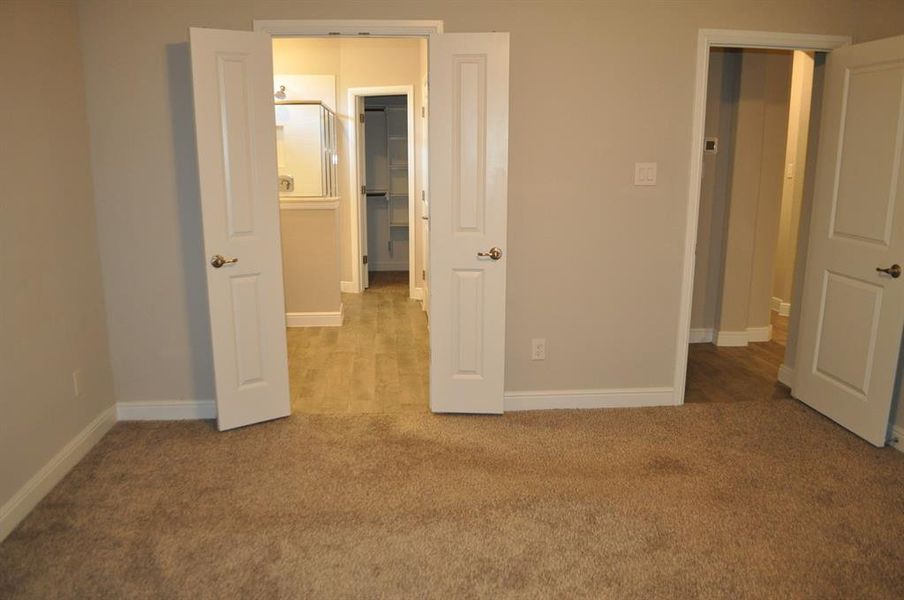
2 400 903 598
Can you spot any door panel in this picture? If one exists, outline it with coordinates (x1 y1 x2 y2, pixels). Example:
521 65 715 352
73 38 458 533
429 33 509 413
794 35 904 446
831 63 904 245
190 28 291 431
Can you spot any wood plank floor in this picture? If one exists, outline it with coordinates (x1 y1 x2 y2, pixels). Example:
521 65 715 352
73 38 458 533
686 313 790 403
287 271 429 414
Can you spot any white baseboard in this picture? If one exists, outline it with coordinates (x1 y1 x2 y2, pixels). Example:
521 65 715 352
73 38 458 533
369 262 408 271
116 399 216 421
889 425 904 453
0 405 116 542
715 330 749 347
411 287 424 301
778 364 794 387
286 303 344 327
771 297 792 317
714 325 772 346
340 280 358 293
689 328 714 343
504 387 677 411
747 324 773 343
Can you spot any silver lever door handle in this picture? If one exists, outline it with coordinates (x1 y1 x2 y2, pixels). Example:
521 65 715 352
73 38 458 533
210 254 239 268
477 247 503 260
876 264 901 278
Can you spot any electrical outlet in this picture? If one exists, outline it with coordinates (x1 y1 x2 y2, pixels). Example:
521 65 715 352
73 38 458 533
531 338 546 361
72 369 84 398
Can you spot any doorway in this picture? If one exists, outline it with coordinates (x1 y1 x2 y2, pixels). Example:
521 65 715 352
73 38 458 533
189 23 512 430
685 47 819 403
271 37 429 414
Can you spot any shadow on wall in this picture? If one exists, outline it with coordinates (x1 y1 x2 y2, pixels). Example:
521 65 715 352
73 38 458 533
166 43 216 401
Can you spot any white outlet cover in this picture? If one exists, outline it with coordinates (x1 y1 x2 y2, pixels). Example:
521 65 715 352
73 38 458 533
634 162 657 186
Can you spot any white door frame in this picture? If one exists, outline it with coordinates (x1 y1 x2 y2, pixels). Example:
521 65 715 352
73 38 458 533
254 20 441 298
673 29 850 404
348 85 417 296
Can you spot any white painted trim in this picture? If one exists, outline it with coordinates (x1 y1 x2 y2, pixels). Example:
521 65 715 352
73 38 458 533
715 330 749 347
411 286 425 301
747 324 773 343
117 400 216 421
771 296 792 316
286 303 344 327
889 425 904 453
778 364 794 388
279 198 340 210
346 85 417 295
689 328 714 343
340 280 358 293
673 29 851 405
1 405 116 542
369 261 410 271
254 20 443 37
504 387 677 411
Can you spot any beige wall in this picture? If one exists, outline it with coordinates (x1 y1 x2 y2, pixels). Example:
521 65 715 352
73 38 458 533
1 1 115 510
280 209 341 313
273 37 427 293
772 52 815 309
718 50 792 334
691 49 740 331
75 0 904 405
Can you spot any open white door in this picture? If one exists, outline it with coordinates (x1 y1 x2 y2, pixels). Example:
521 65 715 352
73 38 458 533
794 35 904 446
357 97 370 289
429 33 510 413
189 28 291 431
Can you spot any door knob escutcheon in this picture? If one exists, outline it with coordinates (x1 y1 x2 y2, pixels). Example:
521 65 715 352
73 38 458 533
211 254 239 268
477 247 503 260
876 264 901 278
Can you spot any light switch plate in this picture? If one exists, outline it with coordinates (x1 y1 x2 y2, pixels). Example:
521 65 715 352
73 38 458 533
634 162 657 186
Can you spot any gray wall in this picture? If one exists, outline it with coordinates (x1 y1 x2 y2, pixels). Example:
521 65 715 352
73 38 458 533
0 1 115 510
691 49 741 332
74 0 904 404
692 49 794 336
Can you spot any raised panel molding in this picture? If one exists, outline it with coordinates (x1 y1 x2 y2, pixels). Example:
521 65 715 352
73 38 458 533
217 53 256 238
452 55 487 234
813 272 882 396
230 274 264 386
452 270 484 377
829 62 904 246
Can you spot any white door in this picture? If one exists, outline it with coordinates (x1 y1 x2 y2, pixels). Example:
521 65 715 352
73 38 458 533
794 35 904 446
429 33 510 413
357 98 370 289
189 28 291 431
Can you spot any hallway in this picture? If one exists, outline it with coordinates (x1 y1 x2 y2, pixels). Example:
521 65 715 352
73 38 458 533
685 313 790 403
287 271 429 414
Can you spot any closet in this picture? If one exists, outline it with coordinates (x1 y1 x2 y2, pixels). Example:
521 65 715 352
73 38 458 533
364 96 409 276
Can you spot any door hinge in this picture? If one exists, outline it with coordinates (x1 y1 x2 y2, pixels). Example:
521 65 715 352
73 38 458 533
421 106 426 118
359 113 365 123
422 269 426 280
361 184 366 194
363 255 368 264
